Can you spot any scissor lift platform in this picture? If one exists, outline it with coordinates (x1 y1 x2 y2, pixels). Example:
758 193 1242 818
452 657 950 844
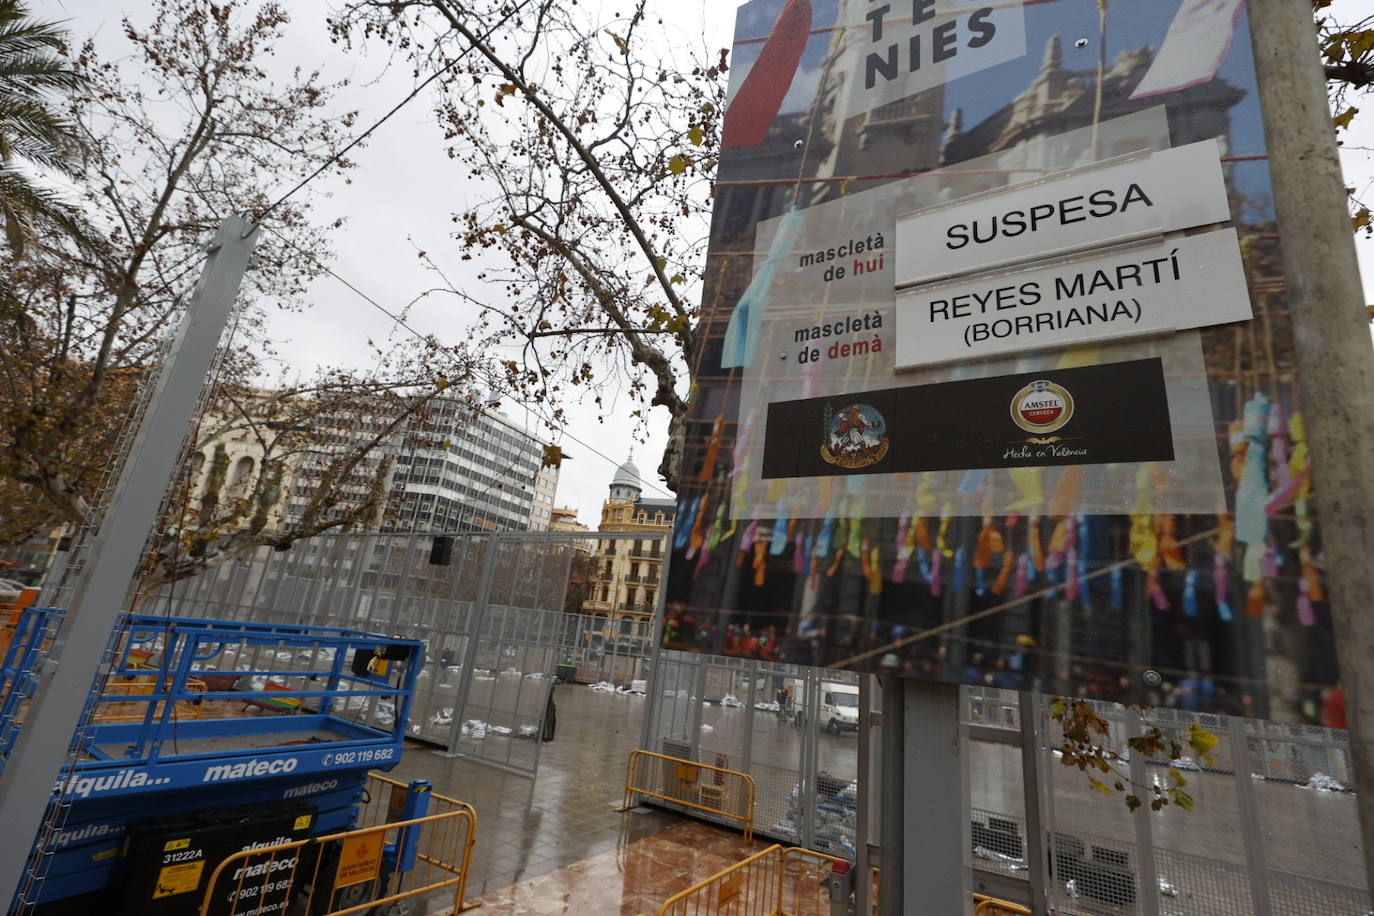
1 611 425 910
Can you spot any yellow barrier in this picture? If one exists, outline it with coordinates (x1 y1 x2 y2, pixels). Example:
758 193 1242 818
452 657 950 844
779 846 847 915
972 893 1032 915
618 750 756 842
653 845 1029 916
656 844 785 916
198 779 477 916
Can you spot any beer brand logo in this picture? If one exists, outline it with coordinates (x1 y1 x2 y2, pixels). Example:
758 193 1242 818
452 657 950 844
1011 380 1074 436
821 403 890 469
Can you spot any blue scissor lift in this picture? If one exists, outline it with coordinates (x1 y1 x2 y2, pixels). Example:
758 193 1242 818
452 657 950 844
0 610 427 911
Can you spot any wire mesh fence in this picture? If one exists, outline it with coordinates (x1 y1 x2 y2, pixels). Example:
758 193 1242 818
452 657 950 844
142 529 1370 912
642 650 1370 916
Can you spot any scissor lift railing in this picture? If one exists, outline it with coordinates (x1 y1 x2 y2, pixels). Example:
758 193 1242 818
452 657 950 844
0 605 65 760
9 613 428 913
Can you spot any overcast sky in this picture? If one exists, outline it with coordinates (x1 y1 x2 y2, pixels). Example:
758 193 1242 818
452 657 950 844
49 0 1374 527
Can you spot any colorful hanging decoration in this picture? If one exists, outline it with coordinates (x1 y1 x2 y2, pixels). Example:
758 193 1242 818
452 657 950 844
1182 569 1200 618
1005 467 1045 514
864 543 884 595
675 496 700 550
893 513 915 583
720 0 812 149
1235 393 1271 580
1213 551 1233 622
1244 579 1265 620
1296 576 1318 628
1299 546 1326 603
1288 412 1314 545
768 497 790 555
1013 553 1029 598
1028 516 1044 578
992 549 1015 596
1267 402 1291 492
699 415 725 482
952 547 968 596
686 493 710 558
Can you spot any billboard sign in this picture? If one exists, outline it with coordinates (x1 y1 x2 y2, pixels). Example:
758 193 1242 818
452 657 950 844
663 0 1341 724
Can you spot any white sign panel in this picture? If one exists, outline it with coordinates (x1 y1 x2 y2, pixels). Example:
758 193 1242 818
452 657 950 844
841 0 1027 117
894 228 1252 369
894 139 1232 287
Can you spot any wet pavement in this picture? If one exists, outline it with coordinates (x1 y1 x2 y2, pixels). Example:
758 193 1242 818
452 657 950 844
388 684 746 913
389 682 1368 914
470 820 768 915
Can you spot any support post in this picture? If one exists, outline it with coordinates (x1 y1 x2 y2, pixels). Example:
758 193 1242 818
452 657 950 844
0 216 256 911
879 677 903 916
904 679 970 914
1124 713 1161 916
1247 0 1374 894
1017 691 1049 915
881 677 971 914
1226 716 1274 916
854 674 874 916
445 533 500 756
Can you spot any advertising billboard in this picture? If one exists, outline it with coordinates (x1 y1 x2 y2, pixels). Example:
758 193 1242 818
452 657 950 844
663 0 1341 724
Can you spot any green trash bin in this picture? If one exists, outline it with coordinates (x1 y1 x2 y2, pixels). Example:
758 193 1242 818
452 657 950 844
555 663 577 684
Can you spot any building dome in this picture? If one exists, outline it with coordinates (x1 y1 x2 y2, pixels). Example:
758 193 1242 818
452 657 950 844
609 457 642 501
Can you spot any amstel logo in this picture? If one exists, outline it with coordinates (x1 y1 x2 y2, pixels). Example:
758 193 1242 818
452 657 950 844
821 403 890 469
1010 379 1074 435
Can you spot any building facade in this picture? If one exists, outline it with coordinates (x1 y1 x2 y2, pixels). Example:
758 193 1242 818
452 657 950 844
386 397 559 532
186 389 560 536
581 458 675 625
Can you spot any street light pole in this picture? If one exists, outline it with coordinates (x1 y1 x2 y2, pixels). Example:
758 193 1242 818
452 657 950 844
1247 0 1374 894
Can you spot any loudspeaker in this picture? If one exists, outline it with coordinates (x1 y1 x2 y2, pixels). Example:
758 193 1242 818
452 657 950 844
430 535 454 566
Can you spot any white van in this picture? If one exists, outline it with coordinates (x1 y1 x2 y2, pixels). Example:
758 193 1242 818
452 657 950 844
785 679 860 735
819 683 860 735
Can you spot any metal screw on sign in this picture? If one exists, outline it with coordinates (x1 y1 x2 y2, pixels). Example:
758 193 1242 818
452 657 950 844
1142 670 1163 687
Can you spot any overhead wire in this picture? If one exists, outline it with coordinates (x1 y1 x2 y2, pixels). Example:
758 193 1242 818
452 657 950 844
258 223 677 500
254 0 538 224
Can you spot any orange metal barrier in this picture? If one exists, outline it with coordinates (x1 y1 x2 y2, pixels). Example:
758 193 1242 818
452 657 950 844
0 589 38 658
618 750 756 842
656 844 785 916
973 893 1032 915
198 778 477 916
652 845 1029 916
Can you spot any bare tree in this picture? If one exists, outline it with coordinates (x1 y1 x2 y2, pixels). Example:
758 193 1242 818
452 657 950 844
330 0 726 491
0 0 478 584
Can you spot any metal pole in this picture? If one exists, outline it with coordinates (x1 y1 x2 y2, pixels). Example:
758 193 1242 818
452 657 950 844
1247 0 1374 892
799 671 820 849
1017 691 1050 915
445 532 500 756
740 659 757 776
879 677 904 916
900 679 970 915
0 215 256 909
1124 713 1161 916
854 674 874 916
1226 716 1274 916
636 540 671 754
